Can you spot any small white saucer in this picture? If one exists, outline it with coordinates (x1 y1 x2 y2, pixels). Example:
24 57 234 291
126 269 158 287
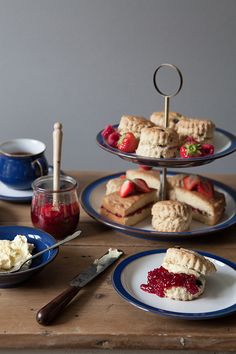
0 166 63 203
0 181 32 202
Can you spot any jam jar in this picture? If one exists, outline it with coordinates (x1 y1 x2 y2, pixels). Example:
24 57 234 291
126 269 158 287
31 175 80 239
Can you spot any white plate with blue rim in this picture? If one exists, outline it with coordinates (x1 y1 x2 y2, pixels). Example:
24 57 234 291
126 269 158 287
112 249 236 320
0 166 64 202
96 125 236 168
80 171 236 241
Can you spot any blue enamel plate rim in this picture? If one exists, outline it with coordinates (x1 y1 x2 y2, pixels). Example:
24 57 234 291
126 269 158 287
96 125 236 167
0 225 59 274
80 171 236 241
112 249 236 320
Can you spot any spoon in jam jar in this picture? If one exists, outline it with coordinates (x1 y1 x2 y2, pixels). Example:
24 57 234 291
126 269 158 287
0 229 82 274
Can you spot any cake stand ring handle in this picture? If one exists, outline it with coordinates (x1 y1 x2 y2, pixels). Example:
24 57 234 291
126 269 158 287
153 63 183 98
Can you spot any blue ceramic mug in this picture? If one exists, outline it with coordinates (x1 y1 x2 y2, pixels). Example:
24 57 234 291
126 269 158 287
0 139 48 190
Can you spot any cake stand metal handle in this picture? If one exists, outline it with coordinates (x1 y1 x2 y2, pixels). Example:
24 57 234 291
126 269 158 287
153 64 183 200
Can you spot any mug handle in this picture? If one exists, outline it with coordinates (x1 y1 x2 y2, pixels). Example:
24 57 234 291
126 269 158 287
32 158 48 177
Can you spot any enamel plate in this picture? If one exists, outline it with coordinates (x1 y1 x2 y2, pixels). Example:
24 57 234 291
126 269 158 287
112 249 236 320
80 172 236 241
0 166 64 202
96 125 236 168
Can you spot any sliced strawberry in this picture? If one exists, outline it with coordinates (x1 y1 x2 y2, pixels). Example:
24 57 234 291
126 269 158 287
119 174 126 179
102 125 115 139
183 175 201 191
117 132 138 153
119 180 135 197
133 178 151 193
139 165 152 171
197 178 214 199
107 131 120 147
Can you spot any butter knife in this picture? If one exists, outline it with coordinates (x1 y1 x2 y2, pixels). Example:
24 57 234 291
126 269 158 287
36 248 123 325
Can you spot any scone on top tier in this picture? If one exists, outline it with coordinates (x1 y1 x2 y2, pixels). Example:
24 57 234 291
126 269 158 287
118 115 155 140
136 126 179 158
150 111 185 129
151 200 192 232
175 117 215 144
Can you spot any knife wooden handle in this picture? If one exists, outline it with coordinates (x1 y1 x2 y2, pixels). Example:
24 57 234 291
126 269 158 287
36 285 80 325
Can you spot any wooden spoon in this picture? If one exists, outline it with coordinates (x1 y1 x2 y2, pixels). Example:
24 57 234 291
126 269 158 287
53 122 63 206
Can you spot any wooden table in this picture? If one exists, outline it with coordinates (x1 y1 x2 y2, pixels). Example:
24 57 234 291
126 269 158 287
0 171 236 351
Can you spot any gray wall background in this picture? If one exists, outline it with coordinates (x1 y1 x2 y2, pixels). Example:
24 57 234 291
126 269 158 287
0 0 236 174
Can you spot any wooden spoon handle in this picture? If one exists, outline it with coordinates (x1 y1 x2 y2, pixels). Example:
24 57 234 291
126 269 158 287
53 122 63 205
36 285 80 326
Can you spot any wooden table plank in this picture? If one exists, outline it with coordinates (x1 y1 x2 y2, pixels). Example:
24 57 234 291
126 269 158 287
0 171 235 350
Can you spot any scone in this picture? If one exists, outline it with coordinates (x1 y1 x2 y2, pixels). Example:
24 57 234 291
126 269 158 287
150 111 185 129
106 176 125 195
136 126 179 158
126 168 160 191
151 200 192 232
141 247 216 301
168 174 226 226
100 190 158 226
175 117 215 144
118 115 155 139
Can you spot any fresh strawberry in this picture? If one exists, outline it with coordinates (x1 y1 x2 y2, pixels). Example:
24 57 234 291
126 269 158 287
201 144 214 156
102 125 115 139
133 178 151 193
180 142 202 158
139 165 152 171
117 132 138 153
120 180 135 197
107 131 120 147
119 174 126 179
183 175 201 191
197 178 214 199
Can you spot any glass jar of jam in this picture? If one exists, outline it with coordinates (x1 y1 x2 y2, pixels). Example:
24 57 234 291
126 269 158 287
31 175 80 239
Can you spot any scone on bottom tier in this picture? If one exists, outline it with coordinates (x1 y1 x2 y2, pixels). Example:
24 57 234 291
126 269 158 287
100 190 158 226
136 126 179 158
167 174 226 226
151 200 192 232
141 247 216 301
126 168 160 191
118 115 155 139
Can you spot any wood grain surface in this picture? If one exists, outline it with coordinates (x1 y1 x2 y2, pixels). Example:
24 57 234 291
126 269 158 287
0 171 236 350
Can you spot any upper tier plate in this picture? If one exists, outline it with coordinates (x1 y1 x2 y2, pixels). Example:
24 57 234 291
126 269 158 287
96 125 236 168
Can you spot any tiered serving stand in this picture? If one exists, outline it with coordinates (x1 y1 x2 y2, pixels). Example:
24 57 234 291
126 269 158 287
81 64 236 241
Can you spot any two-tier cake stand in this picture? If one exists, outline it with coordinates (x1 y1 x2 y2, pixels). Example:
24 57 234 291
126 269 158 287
81 64 236 241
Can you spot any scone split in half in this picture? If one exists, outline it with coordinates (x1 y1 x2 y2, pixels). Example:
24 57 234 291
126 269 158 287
141 247 216 301
101 190 158 226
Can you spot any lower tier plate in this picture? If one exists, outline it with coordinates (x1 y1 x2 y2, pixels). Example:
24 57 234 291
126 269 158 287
80 172 236 241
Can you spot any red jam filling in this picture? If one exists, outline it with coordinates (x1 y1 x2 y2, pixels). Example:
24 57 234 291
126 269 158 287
140 266 200 297
31 202 80 238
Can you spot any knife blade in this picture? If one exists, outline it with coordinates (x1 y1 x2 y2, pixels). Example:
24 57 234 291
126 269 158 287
36 248 123 325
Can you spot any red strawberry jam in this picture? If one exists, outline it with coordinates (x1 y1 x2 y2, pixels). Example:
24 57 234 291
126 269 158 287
140 266 200 297
31 201 80 239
